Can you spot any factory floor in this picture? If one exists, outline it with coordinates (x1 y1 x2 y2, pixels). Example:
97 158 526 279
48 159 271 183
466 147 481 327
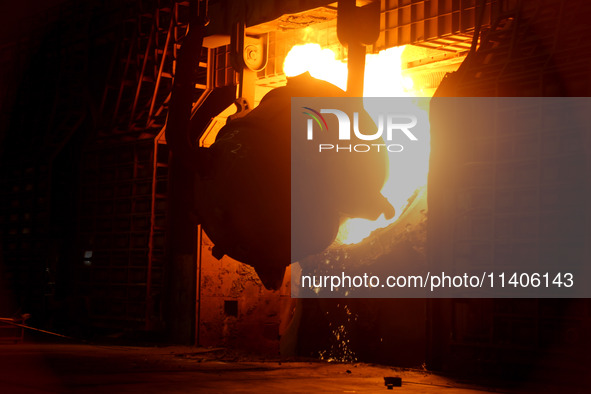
0 343 574 393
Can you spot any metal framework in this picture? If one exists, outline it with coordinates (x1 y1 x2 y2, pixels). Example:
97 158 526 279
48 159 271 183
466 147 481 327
78 0 219 330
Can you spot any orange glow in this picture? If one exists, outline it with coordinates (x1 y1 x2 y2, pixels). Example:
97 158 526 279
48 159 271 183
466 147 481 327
283 44 348 90
283 44 430 245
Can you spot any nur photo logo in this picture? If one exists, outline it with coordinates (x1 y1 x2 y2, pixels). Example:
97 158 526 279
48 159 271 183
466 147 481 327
302 106 419 153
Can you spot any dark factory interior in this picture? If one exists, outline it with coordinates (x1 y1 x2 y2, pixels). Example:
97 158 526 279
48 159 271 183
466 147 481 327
0 0 590 392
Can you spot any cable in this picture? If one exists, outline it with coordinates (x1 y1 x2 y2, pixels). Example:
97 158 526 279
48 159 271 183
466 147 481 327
0 319 85 342
470 0 489 55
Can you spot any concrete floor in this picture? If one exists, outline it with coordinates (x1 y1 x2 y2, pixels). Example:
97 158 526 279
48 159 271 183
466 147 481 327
0 343 573 393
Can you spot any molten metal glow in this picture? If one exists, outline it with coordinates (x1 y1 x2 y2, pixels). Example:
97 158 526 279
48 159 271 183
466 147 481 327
283 44 348 90
284 44 430 245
